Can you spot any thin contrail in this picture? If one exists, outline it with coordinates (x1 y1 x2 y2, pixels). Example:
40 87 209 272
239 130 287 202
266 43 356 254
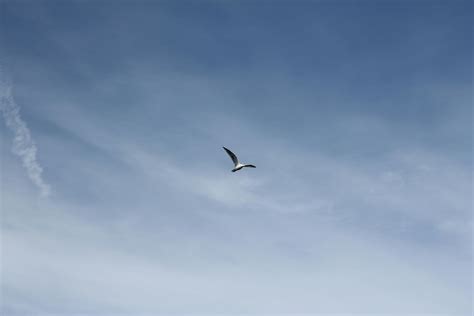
0 67 51 197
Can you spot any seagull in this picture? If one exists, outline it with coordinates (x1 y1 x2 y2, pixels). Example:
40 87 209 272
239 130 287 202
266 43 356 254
223 147 256 172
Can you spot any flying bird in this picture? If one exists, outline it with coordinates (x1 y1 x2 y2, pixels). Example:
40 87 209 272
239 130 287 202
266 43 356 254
223 147 256 172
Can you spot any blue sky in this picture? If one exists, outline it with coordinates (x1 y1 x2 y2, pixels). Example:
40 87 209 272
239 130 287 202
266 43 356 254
0 0 472 314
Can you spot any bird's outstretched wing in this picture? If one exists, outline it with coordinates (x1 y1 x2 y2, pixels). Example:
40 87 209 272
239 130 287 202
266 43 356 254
244 164 256 168
223 147 239 166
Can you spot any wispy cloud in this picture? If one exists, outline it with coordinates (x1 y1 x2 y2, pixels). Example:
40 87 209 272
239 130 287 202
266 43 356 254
0 68 51 197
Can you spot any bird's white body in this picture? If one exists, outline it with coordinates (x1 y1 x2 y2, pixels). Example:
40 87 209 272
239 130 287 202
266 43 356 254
223 147 256 172
232 163 252 172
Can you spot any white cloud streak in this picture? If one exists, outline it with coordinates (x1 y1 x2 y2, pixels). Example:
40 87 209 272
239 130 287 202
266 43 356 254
0 68 51 197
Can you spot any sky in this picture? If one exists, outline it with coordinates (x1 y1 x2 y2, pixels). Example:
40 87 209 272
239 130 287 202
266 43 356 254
0 0 472 315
